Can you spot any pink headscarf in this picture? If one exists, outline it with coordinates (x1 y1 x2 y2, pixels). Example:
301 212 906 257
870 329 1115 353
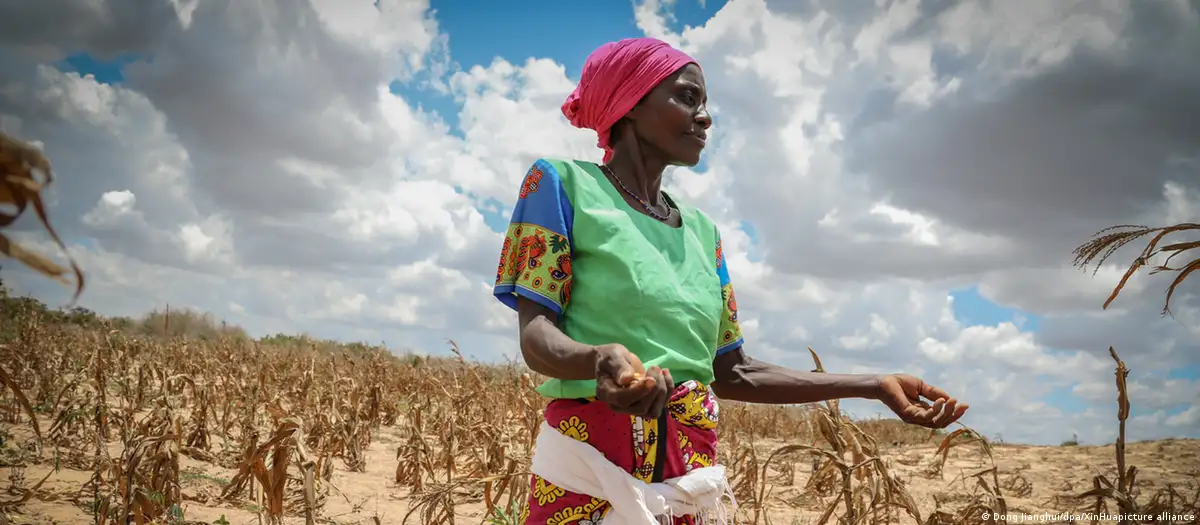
561 37 697 163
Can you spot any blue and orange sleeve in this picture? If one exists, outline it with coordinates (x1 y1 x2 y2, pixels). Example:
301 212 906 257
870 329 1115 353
715 234 745 356
493 159 575 315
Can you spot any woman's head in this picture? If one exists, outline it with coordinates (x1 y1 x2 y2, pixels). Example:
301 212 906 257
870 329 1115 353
562 38 711 167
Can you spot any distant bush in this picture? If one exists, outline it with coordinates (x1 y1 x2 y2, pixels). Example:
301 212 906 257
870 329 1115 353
0 279 413 365
135 307 248 341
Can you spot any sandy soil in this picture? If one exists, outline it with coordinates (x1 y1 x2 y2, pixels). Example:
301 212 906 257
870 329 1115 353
3 421 1198 525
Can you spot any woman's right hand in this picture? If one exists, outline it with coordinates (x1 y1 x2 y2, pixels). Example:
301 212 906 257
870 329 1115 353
593 343 674 419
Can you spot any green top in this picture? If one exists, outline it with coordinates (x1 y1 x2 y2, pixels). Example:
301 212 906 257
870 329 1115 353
492 158 744 399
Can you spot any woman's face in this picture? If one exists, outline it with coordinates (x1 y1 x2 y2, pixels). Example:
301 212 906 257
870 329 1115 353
626 63 712 167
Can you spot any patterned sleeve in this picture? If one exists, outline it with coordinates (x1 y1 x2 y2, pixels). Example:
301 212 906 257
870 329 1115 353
493 159 575 315
715 233 745 357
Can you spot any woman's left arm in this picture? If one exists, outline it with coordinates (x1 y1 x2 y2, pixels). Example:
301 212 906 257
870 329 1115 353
711 347 968 429
710 348 881 404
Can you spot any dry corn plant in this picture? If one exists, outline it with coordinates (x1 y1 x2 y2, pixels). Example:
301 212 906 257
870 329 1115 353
1072 222 1199 316
89 405 184 525
920 427 1014 525
0 364 40 453
1066 347 1200 524
219 416 321 525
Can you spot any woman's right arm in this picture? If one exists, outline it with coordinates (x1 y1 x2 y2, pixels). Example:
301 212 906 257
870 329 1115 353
516 298 598 381
518 297 669 417
494 160 597 380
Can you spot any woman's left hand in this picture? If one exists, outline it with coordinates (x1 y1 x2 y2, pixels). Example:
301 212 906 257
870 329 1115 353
876 374 968 429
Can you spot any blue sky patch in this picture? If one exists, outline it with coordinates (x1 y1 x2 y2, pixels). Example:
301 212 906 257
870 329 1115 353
430 0 725 79
478 197 510 232
389 79 462 136
400 0 728 138
69 236 98 250
1167 363 1200 381
1042 384 1090 415
55 52 142 85
432 0 640 80
738 220 764 262
667 0 730 32
950 285 1042 332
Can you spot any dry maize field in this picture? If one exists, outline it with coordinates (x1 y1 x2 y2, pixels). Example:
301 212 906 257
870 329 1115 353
0 298 1197 525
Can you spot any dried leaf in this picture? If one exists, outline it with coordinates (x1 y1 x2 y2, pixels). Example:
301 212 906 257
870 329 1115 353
0 363 41 443
0 132 85 303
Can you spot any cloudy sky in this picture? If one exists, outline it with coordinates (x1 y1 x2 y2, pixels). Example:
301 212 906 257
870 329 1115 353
1 0 1197 446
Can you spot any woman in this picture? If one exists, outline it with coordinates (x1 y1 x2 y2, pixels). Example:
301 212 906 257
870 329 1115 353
493 37 968 525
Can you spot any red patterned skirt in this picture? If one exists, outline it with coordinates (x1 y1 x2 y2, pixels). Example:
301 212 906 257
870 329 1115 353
519 380 723 525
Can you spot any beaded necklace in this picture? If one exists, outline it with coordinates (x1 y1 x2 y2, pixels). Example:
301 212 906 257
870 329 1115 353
599 164 673 222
